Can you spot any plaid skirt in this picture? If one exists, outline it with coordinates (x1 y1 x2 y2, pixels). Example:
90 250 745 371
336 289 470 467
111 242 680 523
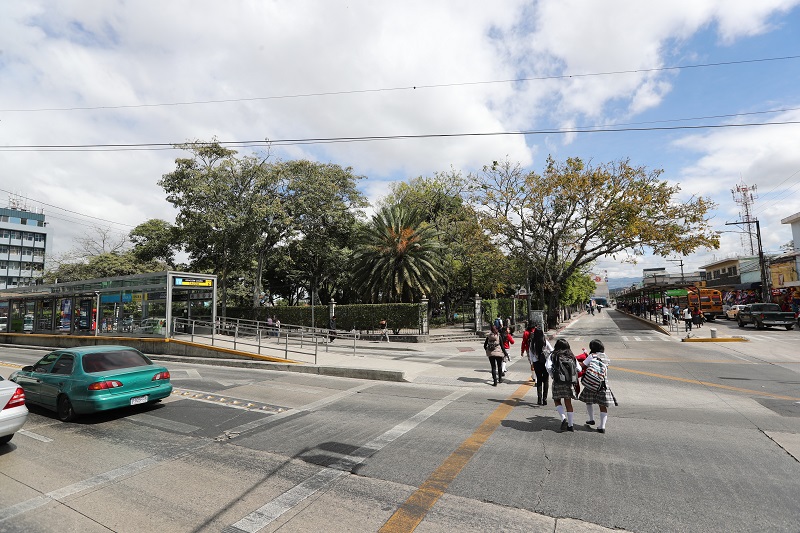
551 380 575 400
578 383 618 406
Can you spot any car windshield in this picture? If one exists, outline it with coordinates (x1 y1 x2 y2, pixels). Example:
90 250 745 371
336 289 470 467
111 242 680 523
82 349 152 373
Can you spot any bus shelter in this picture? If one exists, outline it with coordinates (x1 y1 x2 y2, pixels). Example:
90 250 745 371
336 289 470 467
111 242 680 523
0 271 216 338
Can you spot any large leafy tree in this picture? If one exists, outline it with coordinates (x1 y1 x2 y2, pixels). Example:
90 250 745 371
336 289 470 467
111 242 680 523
159 142 266 314
473 157 719 327
129 219 179 268
351 205 444 303
278 160 367 305
381 171 506 317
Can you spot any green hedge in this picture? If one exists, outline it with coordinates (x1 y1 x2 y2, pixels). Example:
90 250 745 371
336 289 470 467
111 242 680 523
227 303 421 333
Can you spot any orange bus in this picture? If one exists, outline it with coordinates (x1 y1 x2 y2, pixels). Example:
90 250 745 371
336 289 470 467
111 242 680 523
688 288 723 321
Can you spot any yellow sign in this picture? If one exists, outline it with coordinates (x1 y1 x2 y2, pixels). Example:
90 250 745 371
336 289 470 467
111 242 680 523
174 277 213 288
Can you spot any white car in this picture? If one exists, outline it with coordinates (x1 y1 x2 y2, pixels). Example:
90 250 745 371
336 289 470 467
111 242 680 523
725 305 747 320
0 376 28 446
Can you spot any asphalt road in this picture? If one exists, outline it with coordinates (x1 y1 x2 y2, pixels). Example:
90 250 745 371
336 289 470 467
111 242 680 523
0 310 798 532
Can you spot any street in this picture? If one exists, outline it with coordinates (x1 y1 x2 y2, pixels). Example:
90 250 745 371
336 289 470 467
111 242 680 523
1 310 799 532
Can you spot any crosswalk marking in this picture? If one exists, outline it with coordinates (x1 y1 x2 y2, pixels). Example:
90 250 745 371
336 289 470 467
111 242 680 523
562 334 678 343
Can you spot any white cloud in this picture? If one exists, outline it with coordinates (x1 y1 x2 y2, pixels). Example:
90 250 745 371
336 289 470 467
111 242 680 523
2 0 800 276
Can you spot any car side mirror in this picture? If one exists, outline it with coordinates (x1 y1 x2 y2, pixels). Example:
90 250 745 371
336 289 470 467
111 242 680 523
21 365 33 372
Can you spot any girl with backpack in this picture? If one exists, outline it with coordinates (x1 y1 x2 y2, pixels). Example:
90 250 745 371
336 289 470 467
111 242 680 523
484 325 509 386
578 339 618 433
550 338 578 432
528 326 549 405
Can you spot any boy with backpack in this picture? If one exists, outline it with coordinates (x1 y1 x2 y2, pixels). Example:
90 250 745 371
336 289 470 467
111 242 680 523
578 339 619 433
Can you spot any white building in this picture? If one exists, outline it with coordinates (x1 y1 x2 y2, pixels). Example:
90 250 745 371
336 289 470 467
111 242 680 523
0 206 52 290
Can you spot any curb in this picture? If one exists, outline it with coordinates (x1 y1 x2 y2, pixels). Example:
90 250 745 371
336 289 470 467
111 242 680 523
681 337 749 343
153 354 407 382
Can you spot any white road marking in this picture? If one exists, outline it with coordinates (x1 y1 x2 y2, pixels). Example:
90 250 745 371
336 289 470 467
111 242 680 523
0 441 209 523
224 389 469 533
18 429 53 442
219 382 377 437
169 368 202 379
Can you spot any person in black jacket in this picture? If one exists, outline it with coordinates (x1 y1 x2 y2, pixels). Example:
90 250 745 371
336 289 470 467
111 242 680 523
527 326 549 405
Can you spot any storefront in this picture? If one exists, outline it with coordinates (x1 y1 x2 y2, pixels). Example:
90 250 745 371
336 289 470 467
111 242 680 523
0 271 216 337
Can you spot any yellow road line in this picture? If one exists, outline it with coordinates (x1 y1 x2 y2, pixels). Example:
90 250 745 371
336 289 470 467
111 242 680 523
615 367 800 401
379 381 533 533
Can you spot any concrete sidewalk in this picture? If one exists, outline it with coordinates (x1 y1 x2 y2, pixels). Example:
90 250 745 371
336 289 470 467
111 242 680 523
155 317 584 384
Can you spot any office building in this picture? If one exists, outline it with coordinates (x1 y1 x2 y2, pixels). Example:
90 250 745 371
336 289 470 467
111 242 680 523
0 204 52 290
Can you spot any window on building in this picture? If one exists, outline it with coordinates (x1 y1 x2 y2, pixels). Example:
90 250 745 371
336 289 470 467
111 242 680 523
730 266 737 275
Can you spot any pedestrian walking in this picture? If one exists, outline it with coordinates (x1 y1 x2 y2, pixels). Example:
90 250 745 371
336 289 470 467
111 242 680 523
683 306 693 332
379 319 390 342
692 306 702 329
501 326 514 376
574 348 588 397
550 338 578 431
578 339 619 434
521 322 535 382
528 325 550 404
484 325 509 386
329 315 337 343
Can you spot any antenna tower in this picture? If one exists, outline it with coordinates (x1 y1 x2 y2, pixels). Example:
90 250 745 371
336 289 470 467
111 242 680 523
731 182 758 255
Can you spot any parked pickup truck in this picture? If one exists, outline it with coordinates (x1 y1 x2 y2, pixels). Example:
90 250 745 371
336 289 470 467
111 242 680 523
737 303 795 330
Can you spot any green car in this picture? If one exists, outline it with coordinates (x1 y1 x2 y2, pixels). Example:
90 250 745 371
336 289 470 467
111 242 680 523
9 345 173 422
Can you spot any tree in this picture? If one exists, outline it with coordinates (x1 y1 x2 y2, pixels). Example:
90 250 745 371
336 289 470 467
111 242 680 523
277 160 367 306
472 157 719 327
381 171 506 318
159 142 268 314
129 219 178 268
351 205 445 303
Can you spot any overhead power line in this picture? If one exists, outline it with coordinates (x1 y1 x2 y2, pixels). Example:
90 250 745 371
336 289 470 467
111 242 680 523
1 54 798 113
0 186 135 228
1 119 799 153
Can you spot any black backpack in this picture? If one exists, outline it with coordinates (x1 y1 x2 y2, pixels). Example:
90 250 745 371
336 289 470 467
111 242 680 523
554 352 576 383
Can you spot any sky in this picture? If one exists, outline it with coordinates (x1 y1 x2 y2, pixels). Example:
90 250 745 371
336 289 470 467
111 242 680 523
2 0 800 284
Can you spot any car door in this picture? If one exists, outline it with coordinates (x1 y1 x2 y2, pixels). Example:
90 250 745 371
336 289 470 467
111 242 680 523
37 353 76 410
14 351 62 405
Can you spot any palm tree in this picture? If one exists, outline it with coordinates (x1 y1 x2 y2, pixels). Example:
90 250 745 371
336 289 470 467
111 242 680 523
352 205 444 303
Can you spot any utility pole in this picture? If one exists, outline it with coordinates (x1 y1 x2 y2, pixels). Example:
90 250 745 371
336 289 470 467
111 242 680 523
667 258 685 283
726 220 770 303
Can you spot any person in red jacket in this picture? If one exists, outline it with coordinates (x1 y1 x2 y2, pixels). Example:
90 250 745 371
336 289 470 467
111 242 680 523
574 348 588 397
501 326 514 375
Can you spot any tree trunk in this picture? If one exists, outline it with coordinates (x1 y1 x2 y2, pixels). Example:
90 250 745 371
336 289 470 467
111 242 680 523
545 290 560 329
252 249 264 310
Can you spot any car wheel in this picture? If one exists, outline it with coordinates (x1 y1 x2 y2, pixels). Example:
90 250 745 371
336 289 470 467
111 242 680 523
737 319 744 328
786 325 795 331
0 434 12 445
57 395 76 422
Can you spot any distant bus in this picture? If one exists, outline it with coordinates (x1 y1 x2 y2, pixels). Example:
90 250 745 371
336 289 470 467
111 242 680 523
688 288 723 321
592 296 609 309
